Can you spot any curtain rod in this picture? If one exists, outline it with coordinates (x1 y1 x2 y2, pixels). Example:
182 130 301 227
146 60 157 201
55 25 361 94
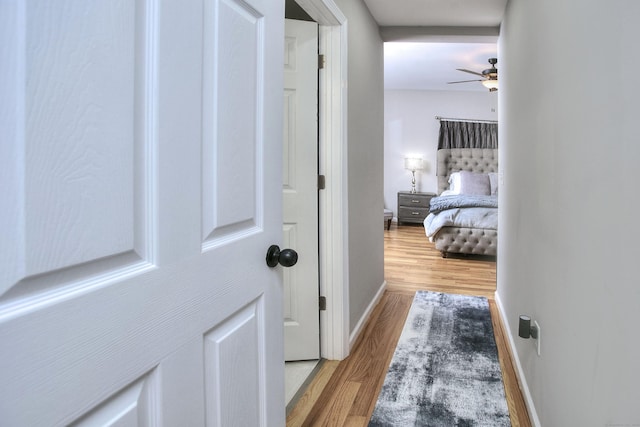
435 116 497 124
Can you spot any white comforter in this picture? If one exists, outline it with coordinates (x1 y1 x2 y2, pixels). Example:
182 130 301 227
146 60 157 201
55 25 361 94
423 207 498 241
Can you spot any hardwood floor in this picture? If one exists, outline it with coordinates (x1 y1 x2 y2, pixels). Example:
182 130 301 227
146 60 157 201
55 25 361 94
286 223 531 426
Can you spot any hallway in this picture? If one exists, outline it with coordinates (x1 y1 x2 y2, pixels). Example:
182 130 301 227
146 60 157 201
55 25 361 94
286 224 530 426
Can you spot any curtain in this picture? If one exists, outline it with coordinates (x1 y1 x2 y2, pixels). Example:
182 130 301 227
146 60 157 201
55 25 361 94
437 120 498 149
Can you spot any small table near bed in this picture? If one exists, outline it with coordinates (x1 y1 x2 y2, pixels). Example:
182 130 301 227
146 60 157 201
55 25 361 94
397 191 436 225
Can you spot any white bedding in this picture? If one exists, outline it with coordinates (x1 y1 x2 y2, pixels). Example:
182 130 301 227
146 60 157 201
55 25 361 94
423 207 498 241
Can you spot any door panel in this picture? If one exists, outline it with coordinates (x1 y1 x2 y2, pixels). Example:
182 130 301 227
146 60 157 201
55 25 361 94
283 19 320 361
1 0 152 304
204 299 263 427
203 0 263 243
72 372 161 426
0 0 284 425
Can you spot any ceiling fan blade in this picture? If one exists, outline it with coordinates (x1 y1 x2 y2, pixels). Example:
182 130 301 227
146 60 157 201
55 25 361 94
447 79 483 84
456 68 485 77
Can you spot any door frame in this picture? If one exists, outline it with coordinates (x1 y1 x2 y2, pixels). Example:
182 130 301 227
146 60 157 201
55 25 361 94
295 0 349 360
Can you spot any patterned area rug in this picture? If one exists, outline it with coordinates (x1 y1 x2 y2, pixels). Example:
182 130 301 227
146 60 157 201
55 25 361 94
369 291 511 426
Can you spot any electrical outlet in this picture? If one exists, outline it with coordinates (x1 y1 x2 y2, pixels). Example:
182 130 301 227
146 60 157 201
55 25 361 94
533 320 541 356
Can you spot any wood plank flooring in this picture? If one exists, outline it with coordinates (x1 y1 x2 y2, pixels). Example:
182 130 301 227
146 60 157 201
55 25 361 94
286 223 531 426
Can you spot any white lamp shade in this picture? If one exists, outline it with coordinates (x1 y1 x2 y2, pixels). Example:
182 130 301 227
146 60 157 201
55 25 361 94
482 79 499 90
404 157 423 171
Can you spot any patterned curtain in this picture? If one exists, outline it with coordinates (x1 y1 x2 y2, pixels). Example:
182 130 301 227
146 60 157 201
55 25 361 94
437 120 498 149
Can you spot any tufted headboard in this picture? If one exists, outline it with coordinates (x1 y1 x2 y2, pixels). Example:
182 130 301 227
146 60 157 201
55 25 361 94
436 148 498 194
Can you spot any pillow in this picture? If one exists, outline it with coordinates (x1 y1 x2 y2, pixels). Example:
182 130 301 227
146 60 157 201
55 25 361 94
458 171 491 195
488 172 499 196
447 172 461 194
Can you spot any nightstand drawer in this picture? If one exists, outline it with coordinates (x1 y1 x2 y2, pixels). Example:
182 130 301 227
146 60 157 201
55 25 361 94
398 206 429 221
398 194 430 208
397 191 436 225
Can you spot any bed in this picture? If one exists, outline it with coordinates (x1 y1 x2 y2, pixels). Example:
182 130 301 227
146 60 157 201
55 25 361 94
423 148 498 257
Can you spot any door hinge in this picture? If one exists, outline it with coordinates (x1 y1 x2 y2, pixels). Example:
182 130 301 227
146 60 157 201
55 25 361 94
319 296 327 311
318 175 326 190
318 54 325 70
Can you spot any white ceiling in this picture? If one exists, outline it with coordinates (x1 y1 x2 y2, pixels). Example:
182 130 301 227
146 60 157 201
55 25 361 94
363 0 507 92
384 42 498 92
363 0 507 27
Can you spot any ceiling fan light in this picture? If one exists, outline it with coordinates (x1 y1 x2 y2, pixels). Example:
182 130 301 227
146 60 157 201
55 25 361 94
482 79 499 90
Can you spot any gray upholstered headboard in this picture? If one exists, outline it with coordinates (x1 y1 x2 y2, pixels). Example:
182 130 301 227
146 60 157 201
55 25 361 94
436 148 498 194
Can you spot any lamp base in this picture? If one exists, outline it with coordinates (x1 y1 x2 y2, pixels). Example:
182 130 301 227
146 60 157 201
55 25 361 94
410 171 417 193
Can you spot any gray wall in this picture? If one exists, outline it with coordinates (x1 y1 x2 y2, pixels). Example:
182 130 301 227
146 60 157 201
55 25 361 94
333 0 385 333
498 0 640 424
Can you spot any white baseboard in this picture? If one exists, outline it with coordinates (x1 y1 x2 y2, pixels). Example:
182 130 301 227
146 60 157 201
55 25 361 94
349 280 387 350
494 292 541 427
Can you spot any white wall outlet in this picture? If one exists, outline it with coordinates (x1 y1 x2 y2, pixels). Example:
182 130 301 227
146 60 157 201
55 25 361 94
534 320 541 356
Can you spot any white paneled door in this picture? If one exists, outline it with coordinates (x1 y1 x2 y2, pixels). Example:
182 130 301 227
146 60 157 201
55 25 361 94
0 0 285 425
283 19 320 361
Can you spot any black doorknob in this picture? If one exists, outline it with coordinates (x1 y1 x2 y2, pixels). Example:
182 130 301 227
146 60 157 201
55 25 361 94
266 245 298 268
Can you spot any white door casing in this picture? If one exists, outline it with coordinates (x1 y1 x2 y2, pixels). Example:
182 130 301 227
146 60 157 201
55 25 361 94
283 18 320 361
0 0 285 425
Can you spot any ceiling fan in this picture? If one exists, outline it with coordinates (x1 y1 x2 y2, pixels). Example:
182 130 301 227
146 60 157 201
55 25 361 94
448 58 498 92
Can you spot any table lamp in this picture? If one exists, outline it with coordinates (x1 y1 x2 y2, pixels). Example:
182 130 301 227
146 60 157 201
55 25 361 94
404 157 424 193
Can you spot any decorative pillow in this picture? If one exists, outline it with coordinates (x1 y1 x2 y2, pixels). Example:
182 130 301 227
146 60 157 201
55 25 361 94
447 172 461 194
488 172 499 196
458 171 491 195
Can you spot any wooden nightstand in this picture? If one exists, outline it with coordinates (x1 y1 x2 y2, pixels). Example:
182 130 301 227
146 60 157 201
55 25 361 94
397 191 436 225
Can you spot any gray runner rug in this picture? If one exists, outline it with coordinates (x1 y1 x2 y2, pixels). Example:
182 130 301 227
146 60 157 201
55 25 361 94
369 291 511 426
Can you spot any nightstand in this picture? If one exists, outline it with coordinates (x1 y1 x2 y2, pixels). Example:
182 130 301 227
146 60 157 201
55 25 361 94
397 191 436 225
